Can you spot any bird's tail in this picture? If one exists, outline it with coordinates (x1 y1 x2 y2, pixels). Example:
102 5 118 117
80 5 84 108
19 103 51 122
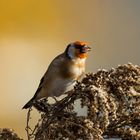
22 98 34 109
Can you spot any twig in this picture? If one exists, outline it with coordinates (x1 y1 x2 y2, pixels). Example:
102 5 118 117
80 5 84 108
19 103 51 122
25 107 32 140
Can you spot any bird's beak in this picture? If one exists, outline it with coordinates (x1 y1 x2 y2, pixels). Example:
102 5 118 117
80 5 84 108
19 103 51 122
86 46 91 52
81 46 91 53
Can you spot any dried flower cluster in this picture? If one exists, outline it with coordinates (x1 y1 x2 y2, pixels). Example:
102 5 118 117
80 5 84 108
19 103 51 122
25 63 140 140
0 128 22 140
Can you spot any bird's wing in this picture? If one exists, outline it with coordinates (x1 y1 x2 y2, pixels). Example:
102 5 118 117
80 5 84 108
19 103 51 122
32 53 65 99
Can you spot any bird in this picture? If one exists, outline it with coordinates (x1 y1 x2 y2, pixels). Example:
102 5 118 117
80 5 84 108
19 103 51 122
22 41 91 109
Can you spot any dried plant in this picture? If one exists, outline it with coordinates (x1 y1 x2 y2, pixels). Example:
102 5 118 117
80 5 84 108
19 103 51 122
24 63 140 140
0 128 23 140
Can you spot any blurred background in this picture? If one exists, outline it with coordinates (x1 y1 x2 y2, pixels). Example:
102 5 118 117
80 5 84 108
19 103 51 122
0 0 140 139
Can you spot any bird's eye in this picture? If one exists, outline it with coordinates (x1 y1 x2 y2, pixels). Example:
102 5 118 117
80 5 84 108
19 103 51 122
75 45 82 49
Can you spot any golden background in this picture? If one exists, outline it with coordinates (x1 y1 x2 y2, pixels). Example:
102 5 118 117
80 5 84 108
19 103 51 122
0 0 140 139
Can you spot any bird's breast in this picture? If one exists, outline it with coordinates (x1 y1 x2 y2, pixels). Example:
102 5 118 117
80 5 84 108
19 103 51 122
61 60 85 80
71 64 85 78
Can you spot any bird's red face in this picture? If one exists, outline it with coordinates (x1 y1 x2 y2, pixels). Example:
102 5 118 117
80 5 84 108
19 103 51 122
73 41 91 59
65 41 91 59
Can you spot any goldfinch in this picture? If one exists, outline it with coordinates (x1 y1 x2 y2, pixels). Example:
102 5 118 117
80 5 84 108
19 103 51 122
23 41 91 109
